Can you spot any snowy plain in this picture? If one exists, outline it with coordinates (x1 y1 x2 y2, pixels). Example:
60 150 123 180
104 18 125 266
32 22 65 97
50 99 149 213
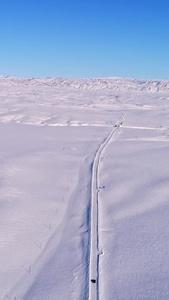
0 76 169 300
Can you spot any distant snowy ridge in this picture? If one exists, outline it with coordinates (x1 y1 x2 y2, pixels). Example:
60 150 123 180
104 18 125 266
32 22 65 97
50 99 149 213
0 76 169 92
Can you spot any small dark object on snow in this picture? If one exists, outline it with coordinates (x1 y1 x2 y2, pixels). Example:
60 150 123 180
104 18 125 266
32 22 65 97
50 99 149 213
91 279 96 283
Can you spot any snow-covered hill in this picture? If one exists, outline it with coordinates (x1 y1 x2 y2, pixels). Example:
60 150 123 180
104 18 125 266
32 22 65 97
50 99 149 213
0 75 169 92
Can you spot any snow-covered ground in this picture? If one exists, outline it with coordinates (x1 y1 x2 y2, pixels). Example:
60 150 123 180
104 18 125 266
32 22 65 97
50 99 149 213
0 76 169 299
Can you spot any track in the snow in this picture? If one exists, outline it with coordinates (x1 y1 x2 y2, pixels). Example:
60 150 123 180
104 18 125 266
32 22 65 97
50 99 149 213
88 114 125 300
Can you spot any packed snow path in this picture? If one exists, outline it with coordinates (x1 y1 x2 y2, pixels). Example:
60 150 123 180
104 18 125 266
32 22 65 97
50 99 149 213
89 114 125 300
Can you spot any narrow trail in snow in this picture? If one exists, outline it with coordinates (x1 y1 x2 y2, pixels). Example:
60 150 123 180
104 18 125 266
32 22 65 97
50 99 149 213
88 113 125 300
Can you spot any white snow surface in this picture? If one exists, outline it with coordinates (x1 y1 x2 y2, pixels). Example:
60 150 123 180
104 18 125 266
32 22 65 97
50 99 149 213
0 76 169 299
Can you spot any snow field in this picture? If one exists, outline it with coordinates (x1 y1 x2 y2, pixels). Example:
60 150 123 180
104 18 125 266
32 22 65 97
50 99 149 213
0 77 169 299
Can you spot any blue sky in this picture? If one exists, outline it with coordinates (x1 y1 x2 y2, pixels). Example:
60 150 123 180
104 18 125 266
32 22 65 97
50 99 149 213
0 0 169 79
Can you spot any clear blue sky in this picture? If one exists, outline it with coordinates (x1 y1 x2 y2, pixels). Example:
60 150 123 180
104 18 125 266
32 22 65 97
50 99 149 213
0 0 169 79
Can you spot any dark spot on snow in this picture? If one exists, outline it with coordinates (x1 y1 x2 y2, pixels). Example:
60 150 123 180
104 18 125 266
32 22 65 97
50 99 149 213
91 279 96 283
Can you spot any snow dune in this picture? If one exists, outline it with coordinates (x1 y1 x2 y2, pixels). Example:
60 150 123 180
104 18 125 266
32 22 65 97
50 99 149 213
0 76 169 299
